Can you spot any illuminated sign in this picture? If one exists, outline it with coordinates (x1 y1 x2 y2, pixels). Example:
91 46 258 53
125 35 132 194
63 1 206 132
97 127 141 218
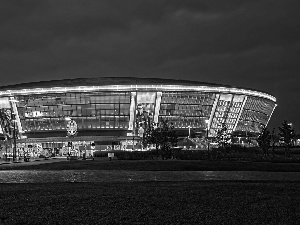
25 111 44 117
106 145 127 151
66 119 78 137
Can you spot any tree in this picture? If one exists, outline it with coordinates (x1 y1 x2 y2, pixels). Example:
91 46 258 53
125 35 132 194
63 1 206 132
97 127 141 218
257 126 271 157
270 128 277 157
278 120 295 157
142 122 159 157
143 120 178 160
215 123 232 149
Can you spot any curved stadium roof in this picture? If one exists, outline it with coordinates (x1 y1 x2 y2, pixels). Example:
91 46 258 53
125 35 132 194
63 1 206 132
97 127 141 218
0 77 276 102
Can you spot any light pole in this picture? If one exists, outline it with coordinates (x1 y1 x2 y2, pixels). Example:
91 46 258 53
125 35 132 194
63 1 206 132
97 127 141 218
244 122 248 147
238 137 241 145
132 131 135 151
11 113 17 162
205 119 209 152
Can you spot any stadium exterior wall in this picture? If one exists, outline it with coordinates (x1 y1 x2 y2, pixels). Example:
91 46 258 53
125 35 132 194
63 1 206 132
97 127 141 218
0 78 277 152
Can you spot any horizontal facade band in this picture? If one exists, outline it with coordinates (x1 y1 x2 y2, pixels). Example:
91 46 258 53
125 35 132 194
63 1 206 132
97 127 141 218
0 85 276 102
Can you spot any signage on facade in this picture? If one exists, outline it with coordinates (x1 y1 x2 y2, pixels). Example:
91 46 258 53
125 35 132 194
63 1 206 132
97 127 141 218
66 119 78 137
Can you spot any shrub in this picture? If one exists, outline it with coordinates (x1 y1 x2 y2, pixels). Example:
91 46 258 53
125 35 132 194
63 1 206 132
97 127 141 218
177 150 209 160
209 146 262 161
94 151 111 157
114 150 158 160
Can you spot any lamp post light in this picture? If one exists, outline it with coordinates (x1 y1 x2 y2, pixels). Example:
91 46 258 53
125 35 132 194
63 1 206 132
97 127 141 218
205 119 209 152
132 131 135 151
11 113 17 162
244 122 248 147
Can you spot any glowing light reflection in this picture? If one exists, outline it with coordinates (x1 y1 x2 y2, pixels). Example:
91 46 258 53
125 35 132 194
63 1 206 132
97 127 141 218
1 85 276 102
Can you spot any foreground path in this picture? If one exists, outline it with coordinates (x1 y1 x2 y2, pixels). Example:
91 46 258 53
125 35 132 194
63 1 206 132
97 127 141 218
1 170 300 183
0 157 67 166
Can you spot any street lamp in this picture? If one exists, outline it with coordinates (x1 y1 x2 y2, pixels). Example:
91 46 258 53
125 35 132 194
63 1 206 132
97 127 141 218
205 119 209 152
244 122 248 147
132 123 138 151
238 137 241 145
11 113 17 162
132 131 135 151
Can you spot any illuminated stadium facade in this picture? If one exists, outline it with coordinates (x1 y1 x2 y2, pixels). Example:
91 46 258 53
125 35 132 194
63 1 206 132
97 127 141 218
0 77 276 155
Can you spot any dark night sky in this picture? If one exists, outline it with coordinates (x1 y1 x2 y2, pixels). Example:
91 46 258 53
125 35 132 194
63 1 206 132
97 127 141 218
0 0 299 132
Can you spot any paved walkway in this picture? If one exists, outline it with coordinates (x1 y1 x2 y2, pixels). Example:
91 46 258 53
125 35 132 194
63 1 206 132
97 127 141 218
0 157 68 167
1 170 300 183
0 169 300 183
1 157 300 183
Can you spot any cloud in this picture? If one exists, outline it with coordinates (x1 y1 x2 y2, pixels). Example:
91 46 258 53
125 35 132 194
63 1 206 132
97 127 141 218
0 0 298 74
0 0 299 129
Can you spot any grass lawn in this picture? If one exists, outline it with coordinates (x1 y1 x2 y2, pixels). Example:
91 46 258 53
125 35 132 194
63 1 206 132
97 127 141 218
2 157 300 171
0 181 300 224
1 157 300 224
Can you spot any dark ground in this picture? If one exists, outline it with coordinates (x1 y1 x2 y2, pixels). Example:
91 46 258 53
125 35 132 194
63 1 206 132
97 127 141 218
0 181 300 224
1 159 300 224
2 157 300 172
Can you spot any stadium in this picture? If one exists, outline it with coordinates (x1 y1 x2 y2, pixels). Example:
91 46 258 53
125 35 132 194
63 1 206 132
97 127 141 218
0 77 276 158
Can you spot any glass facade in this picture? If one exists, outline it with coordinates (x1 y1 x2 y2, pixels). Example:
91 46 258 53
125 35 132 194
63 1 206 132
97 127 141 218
210 94 245 136
15 92 131 132
0 87 276 139
235 96 276 133
159 92 215 129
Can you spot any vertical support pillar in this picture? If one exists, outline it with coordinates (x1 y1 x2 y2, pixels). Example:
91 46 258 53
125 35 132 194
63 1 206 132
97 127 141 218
128 92 136 131
9 97 23 135
207 94 220 136
154 92 162 124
